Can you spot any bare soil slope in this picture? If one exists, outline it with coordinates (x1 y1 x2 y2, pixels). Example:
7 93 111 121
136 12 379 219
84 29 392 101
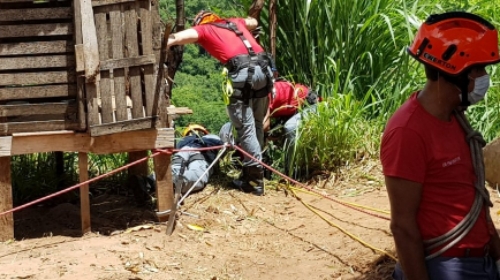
2 161 499 280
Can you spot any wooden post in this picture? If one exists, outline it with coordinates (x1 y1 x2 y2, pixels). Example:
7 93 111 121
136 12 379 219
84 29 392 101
269 0 277 59
153 153 173 222
249 0 265 22
73 0 87 131
81 0 100 83
0 156 13 241
55 151 65 190
128 151 149 177
78 152 91 234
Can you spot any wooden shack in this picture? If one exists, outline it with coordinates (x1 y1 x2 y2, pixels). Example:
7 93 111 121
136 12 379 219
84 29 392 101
0 0 182 240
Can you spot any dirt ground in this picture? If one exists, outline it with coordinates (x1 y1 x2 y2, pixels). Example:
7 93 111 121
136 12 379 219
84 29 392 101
2 160 500 280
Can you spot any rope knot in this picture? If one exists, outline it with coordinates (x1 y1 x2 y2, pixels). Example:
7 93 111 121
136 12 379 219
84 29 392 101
466 130 486 147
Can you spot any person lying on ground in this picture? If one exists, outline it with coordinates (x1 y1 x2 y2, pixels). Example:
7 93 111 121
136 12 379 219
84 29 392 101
172 124 224 195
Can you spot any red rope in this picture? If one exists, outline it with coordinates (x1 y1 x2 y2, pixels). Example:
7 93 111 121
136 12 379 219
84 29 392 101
0 145 230 217
0 143 389 222
0 149 166 217
232 145 390 221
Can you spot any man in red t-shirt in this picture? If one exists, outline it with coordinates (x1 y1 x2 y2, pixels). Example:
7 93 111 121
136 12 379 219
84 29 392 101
166 11 274 196
380 12 500 279
264 80 309 130
263 79 319 142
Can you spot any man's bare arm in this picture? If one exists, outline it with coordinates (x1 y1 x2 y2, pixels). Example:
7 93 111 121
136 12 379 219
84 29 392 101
263 107 271 132
167 29 199 49
385 176 429 280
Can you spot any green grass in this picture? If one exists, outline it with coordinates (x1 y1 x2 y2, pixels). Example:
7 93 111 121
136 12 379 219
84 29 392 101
11 152 129 205
260 0 500 178
10 0 500 201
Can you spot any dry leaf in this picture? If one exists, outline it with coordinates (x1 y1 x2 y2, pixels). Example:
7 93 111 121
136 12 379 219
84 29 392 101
15 275 35 279
110 230 122 236
124 225 153 234
187 224 206 232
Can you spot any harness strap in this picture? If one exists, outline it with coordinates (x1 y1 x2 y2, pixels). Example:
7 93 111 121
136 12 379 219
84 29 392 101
211 21 257 58
172 153 206 167
211 21 260 100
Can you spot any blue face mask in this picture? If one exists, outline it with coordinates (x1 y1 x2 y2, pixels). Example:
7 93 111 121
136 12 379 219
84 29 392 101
458 74 490 105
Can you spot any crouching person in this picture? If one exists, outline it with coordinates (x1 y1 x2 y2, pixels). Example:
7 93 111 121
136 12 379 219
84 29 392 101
172 124 224 195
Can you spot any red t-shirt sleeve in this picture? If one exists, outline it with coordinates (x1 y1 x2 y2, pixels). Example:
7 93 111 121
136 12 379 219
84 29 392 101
232 18 246 26
380 127 427 183
192 25 206 40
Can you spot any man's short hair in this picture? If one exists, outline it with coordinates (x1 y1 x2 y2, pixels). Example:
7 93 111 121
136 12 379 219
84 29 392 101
424 65 439 81
306 89 319 105
424 64 470 88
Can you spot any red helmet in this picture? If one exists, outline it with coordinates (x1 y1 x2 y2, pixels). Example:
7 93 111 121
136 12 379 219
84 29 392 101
408 12 500 76
193 10 222 26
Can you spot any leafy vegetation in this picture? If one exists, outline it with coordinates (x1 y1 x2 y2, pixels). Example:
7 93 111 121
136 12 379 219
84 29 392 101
10 0 500 204
266 0 500 176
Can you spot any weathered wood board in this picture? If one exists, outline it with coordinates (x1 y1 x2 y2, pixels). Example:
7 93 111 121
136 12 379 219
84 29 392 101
88 0 161 136
0 0 80 135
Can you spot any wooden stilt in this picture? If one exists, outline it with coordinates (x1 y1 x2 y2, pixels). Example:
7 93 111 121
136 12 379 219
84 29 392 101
78 152 91 234
0 156 13 241
55 151 65 190
128 151 149 177
153 153 173 222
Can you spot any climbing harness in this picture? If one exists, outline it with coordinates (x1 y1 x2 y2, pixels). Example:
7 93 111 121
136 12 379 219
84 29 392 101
211 20 274 101
221 67 233 105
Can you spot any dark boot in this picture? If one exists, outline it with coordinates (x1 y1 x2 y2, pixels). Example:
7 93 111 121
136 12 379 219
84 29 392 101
247 166 264 196
232 167 254 193
232 166 265 196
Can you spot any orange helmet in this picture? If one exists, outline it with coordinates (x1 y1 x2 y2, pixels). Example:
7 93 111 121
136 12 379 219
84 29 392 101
182 124 209 137
408 12 500 76
193 10 223 26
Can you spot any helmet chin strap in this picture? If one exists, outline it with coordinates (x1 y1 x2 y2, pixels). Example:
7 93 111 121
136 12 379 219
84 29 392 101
447 71 471 108
460 83 470 107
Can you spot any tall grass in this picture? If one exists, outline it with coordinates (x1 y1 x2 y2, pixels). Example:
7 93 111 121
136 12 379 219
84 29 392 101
11 153 77 205
267 0 500 177
11 152 129 205
270 0 425 98
268 0 424 175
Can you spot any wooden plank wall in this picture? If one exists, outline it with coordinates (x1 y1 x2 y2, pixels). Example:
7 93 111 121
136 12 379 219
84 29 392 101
0 0 82 136
90 0 160 136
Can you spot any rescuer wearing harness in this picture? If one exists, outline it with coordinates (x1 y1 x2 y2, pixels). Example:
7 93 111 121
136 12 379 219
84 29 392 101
380 12 500 279
220 79 319 177
263 79 319 141
166 11 273 196
172 124 223 195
